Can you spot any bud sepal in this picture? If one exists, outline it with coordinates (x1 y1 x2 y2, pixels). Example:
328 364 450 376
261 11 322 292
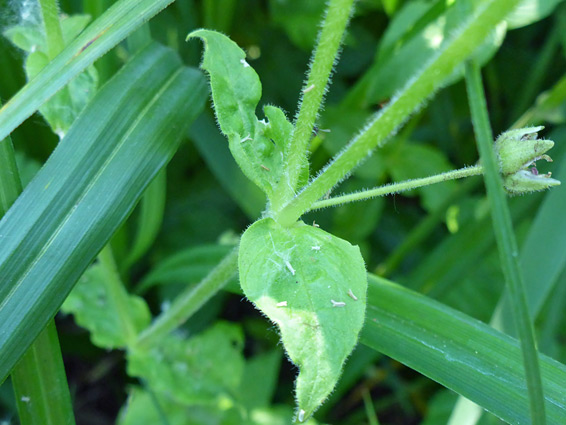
494 126 560 195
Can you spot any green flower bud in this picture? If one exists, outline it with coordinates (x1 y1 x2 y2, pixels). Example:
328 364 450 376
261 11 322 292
503 169 560 195
494 126 560 195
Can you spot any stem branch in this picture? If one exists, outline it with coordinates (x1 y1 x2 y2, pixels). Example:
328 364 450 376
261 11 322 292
309 165 483 211
135 247 239 349
275 0 522 226
276 0 355 208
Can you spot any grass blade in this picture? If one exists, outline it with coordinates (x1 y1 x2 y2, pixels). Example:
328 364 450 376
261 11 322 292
11 321 75 425
361 274 566 425
0 41 206 382
465 61 546 424
0 100 75 425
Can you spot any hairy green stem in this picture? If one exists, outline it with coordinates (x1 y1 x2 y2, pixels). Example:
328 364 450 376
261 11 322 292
274 0 522 227
39 0 65 59
465 61 546 425
308 165 483 211
375 177 479 277
135 247 239 349
275 0 356 209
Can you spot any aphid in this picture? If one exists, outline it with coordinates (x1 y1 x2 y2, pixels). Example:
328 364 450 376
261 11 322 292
331 299 346 308
347 289 358 301
276 301 288 307
531 167 539 175
240 58 250 68
303 84 315 93
285 260 296 275
298 409 306 422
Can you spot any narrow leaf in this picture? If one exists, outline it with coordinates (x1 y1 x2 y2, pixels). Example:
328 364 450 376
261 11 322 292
362 274 566 425
239 218 367 420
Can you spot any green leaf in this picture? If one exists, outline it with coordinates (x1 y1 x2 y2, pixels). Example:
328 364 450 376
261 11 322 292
0 42 207 383
4 13 99 137
0 0 179 142
117 387 245 425
127 322 245 405
188 29 300 204
362 274 566 425
61 261 151 350
2 24 45 53
238 350 282 410
348 0 505 108
238 218 367 421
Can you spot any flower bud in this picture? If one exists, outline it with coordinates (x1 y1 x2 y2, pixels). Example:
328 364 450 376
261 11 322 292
494 126 560 195
503 169 560 195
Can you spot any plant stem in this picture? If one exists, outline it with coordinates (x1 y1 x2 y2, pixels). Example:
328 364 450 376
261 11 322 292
308 165 483 211
97 245 139 345
0 102 75 425
464 60 546 425
375 177 479 277
362 388 380 425
274 0 522 227
275 0 356 209
39 0 65 59
135 247 239 349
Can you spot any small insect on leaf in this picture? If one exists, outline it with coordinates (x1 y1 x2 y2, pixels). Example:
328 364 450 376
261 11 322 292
239 218 367 421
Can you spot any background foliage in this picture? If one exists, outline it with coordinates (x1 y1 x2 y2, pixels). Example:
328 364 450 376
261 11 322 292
1 0 566 424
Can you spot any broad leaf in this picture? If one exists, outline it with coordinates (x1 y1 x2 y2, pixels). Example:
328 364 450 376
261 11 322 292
117 387 245 425
239 218 367 421
61 262 151 349
127 322 245 405
188 30 304 203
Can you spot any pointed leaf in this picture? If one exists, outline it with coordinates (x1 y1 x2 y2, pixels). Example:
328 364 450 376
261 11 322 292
238 218 367 420
188 30 301 203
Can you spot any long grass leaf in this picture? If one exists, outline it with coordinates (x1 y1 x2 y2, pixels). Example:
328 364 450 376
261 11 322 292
0 42 206 382
362 274 566 425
